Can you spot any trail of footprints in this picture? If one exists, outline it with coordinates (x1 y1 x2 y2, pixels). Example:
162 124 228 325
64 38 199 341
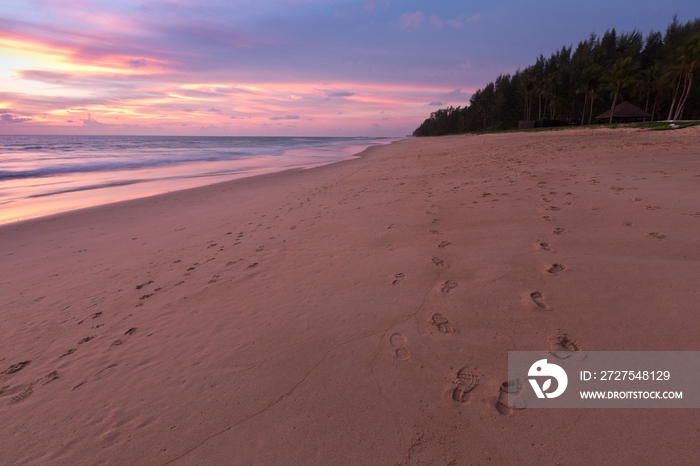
503 178 588 412
4 282 152 405
60 214 318 393
386 147 680 413
381 168 606 413
3 219 277 405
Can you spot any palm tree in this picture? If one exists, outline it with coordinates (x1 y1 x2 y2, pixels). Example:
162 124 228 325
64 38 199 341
578 64 601 124
604 57 639 123
639 64 661 121
670 32 700 120
546 77 563 120
520 71 536 121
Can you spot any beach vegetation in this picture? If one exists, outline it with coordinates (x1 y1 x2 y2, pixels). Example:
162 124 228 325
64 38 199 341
414 16 700 136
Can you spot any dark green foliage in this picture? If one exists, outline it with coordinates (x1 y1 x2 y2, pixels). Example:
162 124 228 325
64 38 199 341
414 16 700 136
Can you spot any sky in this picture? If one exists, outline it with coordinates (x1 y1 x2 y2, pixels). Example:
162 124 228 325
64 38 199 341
0 0 698 137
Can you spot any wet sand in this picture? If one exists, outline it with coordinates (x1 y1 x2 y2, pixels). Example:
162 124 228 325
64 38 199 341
1 127 699 464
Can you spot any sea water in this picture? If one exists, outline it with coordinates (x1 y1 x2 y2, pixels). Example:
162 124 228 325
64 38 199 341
0 135 394 223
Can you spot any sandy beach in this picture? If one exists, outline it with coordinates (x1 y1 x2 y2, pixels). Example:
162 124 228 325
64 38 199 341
1 127 699 465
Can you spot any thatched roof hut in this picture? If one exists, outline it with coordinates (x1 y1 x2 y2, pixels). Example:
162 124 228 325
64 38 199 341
596 101 651 121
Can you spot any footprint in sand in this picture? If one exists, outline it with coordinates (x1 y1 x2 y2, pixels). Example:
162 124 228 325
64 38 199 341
548 332 584 360
41 371 59 385
392 273 405 285
440 280 458 294
537 242 552 251
135 280 153 290
389 333 410 360
3 361 31 375
452 367 479 402
10 385 34 404
551 227 567 235
529 291 551 311
620 221 634 227
644 205 660 210
432 257 445 267
60 348 76 358
546 263 565 274
8 371 59 405
496 379 525 414
429 313 454 334
645 232 665 240
438 241 451 249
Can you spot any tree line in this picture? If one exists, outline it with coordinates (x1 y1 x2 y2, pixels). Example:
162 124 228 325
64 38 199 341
413 16 700 136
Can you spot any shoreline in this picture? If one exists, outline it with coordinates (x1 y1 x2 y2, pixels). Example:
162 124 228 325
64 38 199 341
1 127 698 464
0 136 397 226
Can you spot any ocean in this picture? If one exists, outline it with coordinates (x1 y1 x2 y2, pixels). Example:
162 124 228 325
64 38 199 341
0 135 394 223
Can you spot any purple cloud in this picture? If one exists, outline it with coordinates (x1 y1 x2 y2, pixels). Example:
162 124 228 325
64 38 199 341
20 70 71 83
0 114 32 123
127 59 148 68
326 90 355 98
269 115 299 120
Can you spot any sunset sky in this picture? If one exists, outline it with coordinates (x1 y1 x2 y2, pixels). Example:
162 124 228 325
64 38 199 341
1 1 698 136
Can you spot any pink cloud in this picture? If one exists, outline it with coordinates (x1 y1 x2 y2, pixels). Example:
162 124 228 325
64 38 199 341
446 19 463 29
363 0 377 12
19 70 72 83
399 11 424 30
